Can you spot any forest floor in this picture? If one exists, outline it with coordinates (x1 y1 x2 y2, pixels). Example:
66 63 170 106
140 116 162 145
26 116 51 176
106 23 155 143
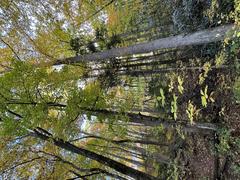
149 67 240 179
179 102 240 179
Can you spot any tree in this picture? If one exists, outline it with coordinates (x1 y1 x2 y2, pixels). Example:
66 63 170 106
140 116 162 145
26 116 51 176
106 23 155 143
55 24 235 64
1 0 239 179
33 127 157 180
0 61 158 179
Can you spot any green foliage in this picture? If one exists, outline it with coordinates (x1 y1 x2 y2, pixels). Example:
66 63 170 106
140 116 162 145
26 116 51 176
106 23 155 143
215 51 226 67
200 85 214 108
171 94 178 120
172 0 210 33
151 124 165 137
232 164 240 176
177 76 184 94
168 78 174 93
186 101 199 125
0 60 87 138
199 62 211 84
0 0 239 179
216 128 231 155
200 86 208 108
69 35 98 55
70 37 85 55
206 0 235 25
167 159 180 180
157 88 166 107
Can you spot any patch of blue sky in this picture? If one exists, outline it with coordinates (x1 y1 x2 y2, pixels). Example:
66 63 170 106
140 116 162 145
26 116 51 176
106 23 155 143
77 80 86 89
80 22 95 36
52 64 65 72
98 11 108 24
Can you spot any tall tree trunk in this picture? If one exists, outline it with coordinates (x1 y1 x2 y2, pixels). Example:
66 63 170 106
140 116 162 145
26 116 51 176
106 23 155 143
55 24 234 65
87 144 144 159
34 150 127 180
73 131 169 146
106 152 145 167
33 128 157 180
79 107 217 134
88 65 230 78
6 101 217 134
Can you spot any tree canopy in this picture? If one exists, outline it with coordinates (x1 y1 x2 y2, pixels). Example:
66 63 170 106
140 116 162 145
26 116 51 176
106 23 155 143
0 0 240 179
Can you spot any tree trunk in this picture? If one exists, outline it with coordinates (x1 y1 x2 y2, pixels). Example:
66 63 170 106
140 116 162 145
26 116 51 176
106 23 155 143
34 128 157 180
79 107 217 135
87 144 144 159
34 150 127 180
7 101 217 135
73 131 169 146
88 65 230 78
106 152 145 167
55 24 234 65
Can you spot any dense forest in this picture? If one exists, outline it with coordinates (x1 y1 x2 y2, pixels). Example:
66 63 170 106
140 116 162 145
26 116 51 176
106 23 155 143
0 0 239 179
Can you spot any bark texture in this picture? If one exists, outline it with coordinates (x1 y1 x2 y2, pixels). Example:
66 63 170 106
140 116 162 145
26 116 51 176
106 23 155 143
55 24 234 65
34 128 157 180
